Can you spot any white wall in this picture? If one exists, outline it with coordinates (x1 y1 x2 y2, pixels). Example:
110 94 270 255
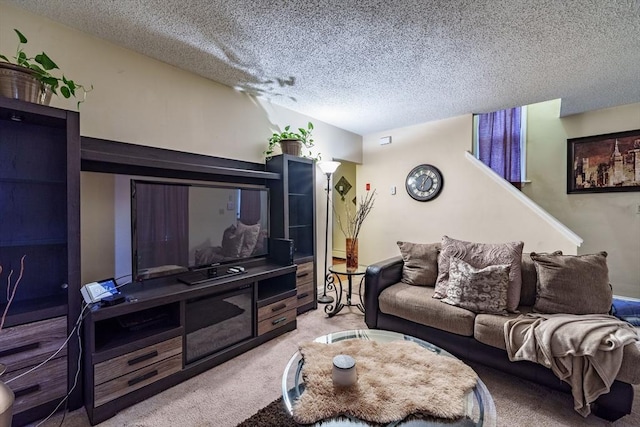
0 3 362 285
523 100 640 297
357 115 579 269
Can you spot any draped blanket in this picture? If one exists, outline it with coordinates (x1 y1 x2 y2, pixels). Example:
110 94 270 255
504 313 638 417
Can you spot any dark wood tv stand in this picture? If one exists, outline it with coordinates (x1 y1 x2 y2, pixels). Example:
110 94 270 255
83 259 297 425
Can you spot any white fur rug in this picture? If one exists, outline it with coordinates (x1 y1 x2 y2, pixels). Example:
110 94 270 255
293 338 478 424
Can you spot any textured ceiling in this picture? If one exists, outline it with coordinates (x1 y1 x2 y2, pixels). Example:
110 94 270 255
8 0 640 135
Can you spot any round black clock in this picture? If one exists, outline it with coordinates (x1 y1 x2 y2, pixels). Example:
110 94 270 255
405 164 444 201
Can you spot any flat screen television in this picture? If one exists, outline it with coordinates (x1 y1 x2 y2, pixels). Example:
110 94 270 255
131 180 269 281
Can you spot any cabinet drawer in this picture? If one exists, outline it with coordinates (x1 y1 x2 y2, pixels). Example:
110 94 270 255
94 336 183 386
0 317 67 373
1 355 66 414
296 262 314 285
258 308 296 335
94 353 182 407
257 296 297 323
296 281 315 307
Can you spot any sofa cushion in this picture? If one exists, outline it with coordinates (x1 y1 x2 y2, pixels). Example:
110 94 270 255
379 283 475 336
441 257 510 315
532 252 612 315
397 241 440 286
434 236 524 313
618 340 640 384
520 251 562 306
474 308 533 350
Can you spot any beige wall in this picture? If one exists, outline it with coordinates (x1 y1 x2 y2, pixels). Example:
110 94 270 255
357 115 579 270
0 3 362 285
523 100 640 297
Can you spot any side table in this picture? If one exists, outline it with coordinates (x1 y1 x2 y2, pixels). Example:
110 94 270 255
324 264 367 317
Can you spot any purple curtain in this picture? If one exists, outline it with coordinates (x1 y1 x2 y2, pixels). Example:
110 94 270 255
239 190 261 225
136 184 189 269
478 107 522 187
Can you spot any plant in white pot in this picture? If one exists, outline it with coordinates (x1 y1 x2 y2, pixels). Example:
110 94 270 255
0 29 91 107
265 121 321 160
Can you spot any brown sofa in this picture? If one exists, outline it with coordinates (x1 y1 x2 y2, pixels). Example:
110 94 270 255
364 253 640 421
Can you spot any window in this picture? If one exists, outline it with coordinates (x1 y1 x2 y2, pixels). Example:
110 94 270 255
473 106 527 188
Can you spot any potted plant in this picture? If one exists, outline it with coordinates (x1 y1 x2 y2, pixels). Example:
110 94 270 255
0 29 91 107
265 121 321 160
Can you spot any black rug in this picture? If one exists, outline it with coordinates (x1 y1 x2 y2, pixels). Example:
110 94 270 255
235 397 476 426
236 397 298 427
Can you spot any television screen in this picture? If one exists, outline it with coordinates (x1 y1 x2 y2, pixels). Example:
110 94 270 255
131 180 269 281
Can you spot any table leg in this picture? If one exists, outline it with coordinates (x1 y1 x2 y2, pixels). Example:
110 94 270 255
324 273 344 317
356 275 365 313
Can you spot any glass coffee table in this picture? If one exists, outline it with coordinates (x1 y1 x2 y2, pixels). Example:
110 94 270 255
282 329 496 426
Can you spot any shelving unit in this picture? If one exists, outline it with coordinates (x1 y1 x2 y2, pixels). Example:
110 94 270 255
0 97 81 425
83 261 296 425
266 155 317 313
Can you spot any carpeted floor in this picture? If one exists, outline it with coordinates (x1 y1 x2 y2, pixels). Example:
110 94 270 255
37 298 639 427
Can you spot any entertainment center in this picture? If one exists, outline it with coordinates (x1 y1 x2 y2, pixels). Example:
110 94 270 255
83 260 298 424
0 97 318 426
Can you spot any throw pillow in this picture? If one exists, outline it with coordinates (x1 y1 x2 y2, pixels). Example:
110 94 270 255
236 221 261 258
520 251 562 307
221 224 244 258
441 256 510 314
434 236 524 312
531 251 612 315
397 241 440 286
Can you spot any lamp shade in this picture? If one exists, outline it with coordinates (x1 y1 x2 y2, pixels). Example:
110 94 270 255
317 161 341 175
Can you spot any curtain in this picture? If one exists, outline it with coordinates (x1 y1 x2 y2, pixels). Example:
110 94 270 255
478 107 522 187
136 183 189 269
239 190 262 225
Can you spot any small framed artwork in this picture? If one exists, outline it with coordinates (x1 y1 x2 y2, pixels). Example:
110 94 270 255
567 129 640 194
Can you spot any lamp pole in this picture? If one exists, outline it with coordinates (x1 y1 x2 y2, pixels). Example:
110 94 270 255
317 161 340 304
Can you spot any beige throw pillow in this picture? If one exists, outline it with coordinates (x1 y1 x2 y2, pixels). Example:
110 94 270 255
441 256 510 315
397 241 440 286
236 221 261 258
434 236 524 312
531 251 612 315
520 251 562 307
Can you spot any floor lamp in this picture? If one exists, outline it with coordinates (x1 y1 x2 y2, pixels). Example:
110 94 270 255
317 160 341 304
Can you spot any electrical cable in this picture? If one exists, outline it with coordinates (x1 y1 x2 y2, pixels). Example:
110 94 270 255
7 275 132 424
35 307 85 427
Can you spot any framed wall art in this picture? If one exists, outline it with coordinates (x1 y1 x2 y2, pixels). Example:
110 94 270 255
567 129 640 194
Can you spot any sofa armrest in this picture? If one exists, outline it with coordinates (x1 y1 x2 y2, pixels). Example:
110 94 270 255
364 255 404 328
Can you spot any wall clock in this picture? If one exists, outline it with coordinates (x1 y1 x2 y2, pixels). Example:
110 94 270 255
405 164 444 201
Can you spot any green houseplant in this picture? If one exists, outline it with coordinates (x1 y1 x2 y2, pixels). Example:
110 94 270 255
0 29 91 107
265 121 321 160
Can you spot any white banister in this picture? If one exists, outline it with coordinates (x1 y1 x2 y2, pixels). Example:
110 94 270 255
464 151 583 247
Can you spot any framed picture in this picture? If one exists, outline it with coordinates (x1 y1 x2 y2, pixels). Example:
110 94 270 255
567 129 640 194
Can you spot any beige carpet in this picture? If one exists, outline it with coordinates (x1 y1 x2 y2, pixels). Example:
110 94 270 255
36 302 640 427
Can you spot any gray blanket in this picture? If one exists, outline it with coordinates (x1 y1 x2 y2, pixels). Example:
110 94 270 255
504 313 638 417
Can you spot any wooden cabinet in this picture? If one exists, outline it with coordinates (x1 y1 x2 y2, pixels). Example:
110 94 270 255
266 155 317 313
0 317 68 415
0 97 81 425
93 337 182 407
257 295 297 335
84 262 296 425
295 261 315 310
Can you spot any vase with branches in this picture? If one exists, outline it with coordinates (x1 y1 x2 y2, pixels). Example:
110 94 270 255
334 189 376 269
